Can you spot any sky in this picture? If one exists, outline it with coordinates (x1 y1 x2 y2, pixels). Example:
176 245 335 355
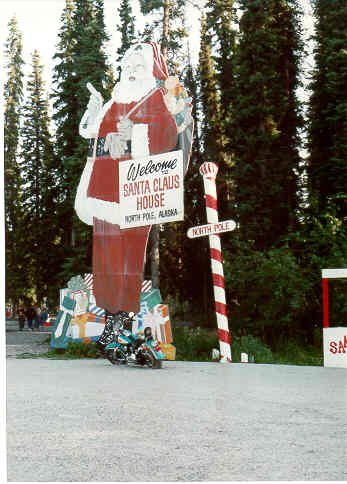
1 0 203 98
1 0 315 99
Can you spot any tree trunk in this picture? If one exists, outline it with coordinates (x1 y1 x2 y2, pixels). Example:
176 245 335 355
162 0 170 60
150 225 160 289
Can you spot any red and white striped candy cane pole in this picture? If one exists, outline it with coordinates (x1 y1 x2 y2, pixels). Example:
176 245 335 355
199 162 232 362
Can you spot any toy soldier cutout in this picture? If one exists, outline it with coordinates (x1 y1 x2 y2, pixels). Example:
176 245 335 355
75 42 193 319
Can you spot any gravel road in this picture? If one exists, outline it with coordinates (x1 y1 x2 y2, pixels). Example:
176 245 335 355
6 349 347 482
6 326 51 357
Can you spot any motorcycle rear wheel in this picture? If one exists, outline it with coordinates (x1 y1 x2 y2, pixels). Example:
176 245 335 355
143 350 162 369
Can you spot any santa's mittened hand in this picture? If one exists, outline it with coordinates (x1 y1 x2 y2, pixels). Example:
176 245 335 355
87 94 103 122
104 133 127 159
117 118 133 140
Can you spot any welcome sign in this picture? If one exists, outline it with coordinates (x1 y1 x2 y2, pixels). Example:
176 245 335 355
119 150 184 228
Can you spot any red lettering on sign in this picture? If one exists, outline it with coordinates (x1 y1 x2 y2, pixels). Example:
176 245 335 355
338 341 346 353
329 341 338 354
153 175 180 192
329 337 347 354
136 193 164 210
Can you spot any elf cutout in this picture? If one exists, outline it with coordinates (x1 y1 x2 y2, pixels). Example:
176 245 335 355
75 42 193 318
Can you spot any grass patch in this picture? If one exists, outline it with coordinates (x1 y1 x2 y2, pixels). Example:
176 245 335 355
173 326 323 365
272 341 323 366
65 341 102 358
173 327 219 361
231 335 273 363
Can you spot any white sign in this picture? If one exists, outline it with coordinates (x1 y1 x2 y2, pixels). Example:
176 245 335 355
187 220 236 239
119 150 184 228
322 268 347 279
323 327 347 368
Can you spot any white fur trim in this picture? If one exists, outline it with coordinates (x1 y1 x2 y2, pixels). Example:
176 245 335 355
74 157 121 226
112 78 156 104
131 124 149 158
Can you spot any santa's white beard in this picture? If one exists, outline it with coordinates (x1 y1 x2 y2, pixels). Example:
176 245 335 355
113 77 157 103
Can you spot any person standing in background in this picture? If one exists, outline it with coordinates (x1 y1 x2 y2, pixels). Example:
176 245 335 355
25 306 35 331
33 305 40 330
40 307 48 327
18 308 25 331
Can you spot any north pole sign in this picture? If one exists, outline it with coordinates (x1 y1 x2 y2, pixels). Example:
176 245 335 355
187 220 236 239
119 150 184 228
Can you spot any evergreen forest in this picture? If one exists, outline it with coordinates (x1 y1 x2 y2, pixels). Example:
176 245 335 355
4 0 347 353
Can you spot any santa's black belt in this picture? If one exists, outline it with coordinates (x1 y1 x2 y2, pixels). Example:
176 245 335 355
88 137 131 157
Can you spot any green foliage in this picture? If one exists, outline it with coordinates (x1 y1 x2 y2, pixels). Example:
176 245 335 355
159 61 211 318
199 14 221 161
286 204 347 328
138 0 187 73
172 327 322 366
20 50 60 305
51 0 111 285
4 16 26 306
173 327 219 361
231 335 273 363
230 0 303 250
139 0 164 14
65 341 102 358
204 0 237 168
116 0 137 78
223 244 312 347
273 341 323 366
307 0 347 220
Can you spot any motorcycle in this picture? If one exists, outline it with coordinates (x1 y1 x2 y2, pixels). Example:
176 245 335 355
96 310 165 369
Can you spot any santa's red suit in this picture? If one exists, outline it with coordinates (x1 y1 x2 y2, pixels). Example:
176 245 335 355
76 43 178 314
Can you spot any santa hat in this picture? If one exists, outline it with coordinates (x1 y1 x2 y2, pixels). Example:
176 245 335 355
121 42 168 81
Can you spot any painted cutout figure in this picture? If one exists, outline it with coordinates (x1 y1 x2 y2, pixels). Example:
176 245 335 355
75 42 193 317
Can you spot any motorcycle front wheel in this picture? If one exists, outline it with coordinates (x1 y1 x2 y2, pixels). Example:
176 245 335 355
106 349 126 365
143 349 162 369
106 349 116 364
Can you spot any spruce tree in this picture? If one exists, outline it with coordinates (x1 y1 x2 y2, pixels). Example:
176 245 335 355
138 0 188 289
138 0 187 74
204 0 237 218
231 0 303 250
182 60 215 321
51 0 111 281
4 16 25 306
116 0 136 78
20 50 58 304
159 58 210 314
307 0 347 220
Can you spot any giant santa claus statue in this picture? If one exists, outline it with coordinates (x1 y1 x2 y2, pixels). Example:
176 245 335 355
75 42 193 321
